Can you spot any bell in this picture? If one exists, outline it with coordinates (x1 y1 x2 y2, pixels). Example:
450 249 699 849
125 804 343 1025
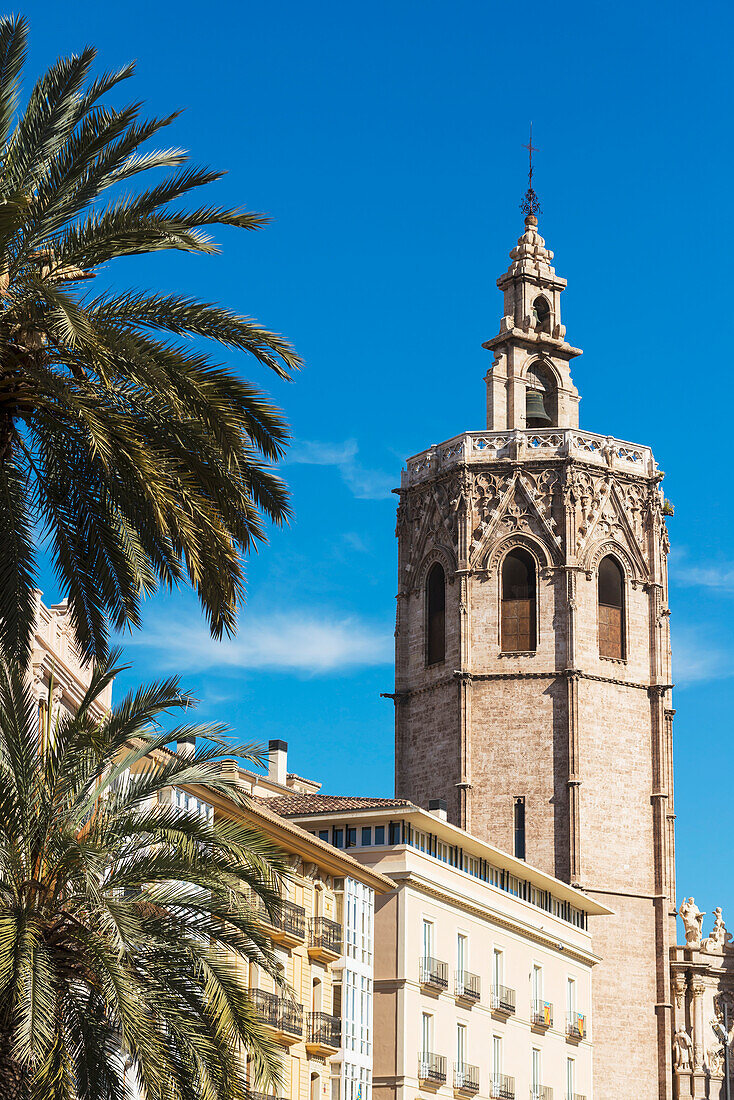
525 388 551 428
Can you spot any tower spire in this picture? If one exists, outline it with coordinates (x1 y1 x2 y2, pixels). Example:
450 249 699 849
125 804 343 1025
520 123 541 219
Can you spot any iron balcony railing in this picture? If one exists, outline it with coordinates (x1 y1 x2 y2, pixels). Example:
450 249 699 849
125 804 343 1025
529 1088 553 1100
453 1064 479 1093
309 916 343 954
249 989 303 1037
568 1094 586 1100
418 1053 447 1084
565 1013 586 1040
307 1011 341 1048
454 969 481 1001
420 956 449 990
249 894 306 940
490 1076 516 1100
531 999 553 1028
491 984 516 1014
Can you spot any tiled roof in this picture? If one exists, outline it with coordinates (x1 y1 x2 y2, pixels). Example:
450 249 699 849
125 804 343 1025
256 794 413 816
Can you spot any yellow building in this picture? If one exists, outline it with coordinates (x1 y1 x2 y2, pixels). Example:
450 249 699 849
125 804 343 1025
180 743 393 1100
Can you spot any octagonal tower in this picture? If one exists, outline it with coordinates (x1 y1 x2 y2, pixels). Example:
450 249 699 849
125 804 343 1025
393 212 676 1100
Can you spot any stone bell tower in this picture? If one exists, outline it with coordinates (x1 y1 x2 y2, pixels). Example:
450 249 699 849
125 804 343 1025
393 205 676 1100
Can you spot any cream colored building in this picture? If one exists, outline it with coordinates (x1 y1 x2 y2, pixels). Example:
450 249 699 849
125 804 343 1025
30 593 112 720
262 789 611 1100
181 747 394 1100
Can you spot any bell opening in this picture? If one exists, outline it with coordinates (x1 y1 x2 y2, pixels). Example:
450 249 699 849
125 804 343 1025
525 388 552 428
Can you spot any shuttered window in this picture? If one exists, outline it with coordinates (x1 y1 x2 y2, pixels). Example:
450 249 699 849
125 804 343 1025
426 563 446 665
598 556 624 659
501 549 536 652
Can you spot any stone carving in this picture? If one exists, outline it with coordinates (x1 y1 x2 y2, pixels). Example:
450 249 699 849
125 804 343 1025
679 897 706 948
672 1028 693 1071
703 907 733 952
705 1045 725 1077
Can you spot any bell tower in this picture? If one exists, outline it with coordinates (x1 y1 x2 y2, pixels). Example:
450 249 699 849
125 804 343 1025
393 206 676 1100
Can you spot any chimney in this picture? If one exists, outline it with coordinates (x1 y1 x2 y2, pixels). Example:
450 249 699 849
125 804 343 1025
177 735 195 759
428 798 447 822
268 740 288 786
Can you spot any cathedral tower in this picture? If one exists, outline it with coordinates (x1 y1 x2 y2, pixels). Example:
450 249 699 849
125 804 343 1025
393 210 676 1100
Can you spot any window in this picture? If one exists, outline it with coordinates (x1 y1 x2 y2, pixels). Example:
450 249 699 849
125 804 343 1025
346 826 357 848
531 1049 542 1097
318 829 329 842
374 825 385 845
457 933 467 974
492 947 504 989
423 920 434 960
492 1036 503 1089
361 827 372 846
426 562 446 665
514 796 526 860
567 977 576 1018
532 965 543 1004
533 296 551 334
388 822 401 844
501 550 536 652
566 1058 575 1100
333 828 344 848
598 555 624 659
311 1074 320 1100
421 1012 433 1055
456 1022 466 1067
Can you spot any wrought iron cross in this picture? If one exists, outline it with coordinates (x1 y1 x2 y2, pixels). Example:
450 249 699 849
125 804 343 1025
523 124 538 190
520 123 541 218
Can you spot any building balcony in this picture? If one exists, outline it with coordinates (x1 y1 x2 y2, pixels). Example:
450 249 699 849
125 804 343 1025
565 1013 586 1041
306 1011 341 1056
308 916 343 962
531 1000 553 1028
567 1095 586 1100
529 1088 553 1100
249 989 303 1045
490 1076 515 1100
420 956 449 992
248 1092 287 1100
454 970 481 1003
453 1063 479 1094
490 984 516 1015
418 1053 447 1088
249 895 306 947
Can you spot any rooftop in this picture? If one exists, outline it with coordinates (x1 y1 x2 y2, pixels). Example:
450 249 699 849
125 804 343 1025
259 794 413 815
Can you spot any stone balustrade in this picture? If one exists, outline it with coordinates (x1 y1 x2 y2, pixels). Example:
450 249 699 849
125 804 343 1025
401 428 658 488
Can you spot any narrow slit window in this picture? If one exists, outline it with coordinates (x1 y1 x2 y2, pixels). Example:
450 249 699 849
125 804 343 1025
501 549 537 652
514 796 526 860
598 555 624 659
426 562 446 665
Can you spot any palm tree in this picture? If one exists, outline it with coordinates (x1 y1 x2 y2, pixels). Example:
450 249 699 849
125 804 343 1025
0 652 289 1100
0 15 301 665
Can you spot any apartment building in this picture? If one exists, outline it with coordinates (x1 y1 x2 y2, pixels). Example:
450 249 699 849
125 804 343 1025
261 790 611 1100
178 751 393 1100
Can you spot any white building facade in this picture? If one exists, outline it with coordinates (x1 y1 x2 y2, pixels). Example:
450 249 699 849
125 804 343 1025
265 796 611 1100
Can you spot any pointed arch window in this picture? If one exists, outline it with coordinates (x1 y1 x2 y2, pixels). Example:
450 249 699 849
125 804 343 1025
501 549 536 652
426 562 446 665
598 555 625 659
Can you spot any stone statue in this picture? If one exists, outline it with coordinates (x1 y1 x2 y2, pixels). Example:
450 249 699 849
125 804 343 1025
679 897 705 948
702 907 733 952
673 1028 693 1071
706 1045 725 1077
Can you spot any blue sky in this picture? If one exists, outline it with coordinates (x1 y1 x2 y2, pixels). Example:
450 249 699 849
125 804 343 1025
26 0 734 925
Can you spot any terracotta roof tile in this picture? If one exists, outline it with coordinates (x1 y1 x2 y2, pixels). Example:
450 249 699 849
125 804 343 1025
255 794 413 816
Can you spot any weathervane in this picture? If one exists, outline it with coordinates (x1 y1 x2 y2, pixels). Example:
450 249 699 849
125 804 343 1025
520 123 541 218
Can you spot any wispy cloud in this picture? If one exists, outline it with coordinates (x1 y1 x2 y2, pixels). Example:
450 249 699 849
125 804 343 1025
670 548 734 594
671 625 733 688
125 609 393 676
288 439 395 500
